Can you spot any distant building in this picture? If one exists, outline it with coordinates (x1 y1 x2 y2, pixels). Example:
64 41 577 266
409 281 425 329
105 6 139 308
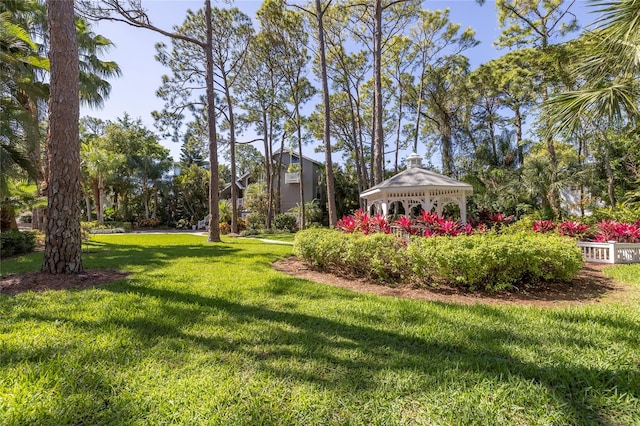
272 150 324 214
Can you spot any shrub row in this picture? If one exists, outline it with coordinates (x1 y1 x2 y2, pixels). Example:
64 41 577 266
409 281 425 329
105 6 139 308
293 229 583 291
0 231 37 257
81 221 133 232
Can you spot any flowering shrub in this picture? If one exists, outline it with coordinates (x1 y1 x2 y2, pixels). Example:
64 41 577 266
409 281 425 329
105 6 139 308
557 221 590 238
532 220 556 233
531 219 640 243
337 210 390 234
337 210 476 238
471 209 515 230
593 220 640 243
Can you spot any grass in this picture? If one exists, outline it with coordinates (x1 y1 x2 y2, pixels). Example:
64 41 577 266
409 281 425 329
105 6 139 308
243 232 296 243
1 234 639 425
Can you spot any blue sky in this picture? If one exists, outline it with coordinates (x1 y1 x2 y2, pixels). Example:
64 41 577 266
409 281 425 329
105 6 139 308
80 0 593 163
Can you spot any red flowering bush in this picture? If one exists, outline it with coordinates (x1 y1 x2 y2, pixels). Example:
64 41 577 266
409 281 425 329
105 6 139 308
337 210 390 234
557 221 590 238
594 220 640 243
532 220 556 233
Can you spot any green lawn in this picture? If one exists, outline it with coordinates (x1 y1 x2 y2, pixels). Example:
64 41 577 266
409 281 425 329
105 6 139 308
1 234 639 425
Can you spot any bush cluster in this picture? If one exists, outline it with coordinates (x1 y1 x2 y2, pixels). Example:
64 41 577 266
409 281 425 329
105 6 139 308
1 231 37 257
274 213 297 232
81 221 133 233
294 229 582 292
137 218 161 228
532 219 640 243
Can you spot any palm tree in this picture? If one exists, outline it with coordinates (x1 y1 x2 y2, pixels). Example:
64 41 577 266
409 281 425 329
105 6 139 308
547 0 640 131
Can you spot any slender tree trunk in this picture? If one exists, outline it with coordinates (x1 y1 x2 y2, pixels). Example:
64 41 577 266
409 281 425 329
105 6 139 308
602 138 617 206
42 0 83 274
394 88 403 173
276 133 285 214
316 0 337 227
263 111 273 229
413 56 426 153
442 115 453 176
91 178 101 223
83 186 92 222
205 0 221 242
296 104 306 229
372 0 384 184
224 83 239 234
515 106 523 166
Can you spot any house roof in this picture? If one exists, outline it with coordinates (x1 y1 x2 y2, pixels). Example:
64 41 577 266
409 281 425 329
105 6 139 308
221 172 252 192
360 167 473 198
272 149 322 166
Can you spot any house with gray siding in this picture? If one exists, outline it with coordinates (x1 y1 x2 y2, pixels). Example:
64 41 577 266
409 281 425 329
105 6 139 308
273 150 324 214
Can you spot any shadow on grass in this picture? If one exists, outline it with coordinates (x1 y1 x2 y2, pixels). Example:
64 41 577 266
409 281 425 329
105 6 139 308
88 280 640 424
4 264 639 424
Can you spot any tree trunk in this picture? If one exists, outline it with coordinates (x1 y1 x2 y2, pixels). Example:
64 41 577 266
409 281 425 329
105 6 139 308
515 106 523 166
0 207 19 231
316 0 337 227
42 0 83 274
603 138 617 206
224 83 239 234
372 0 384 184
276 133 285 214
83 186 92 222
91 178 101 222
205 0 221 242
263 111 273 229
296 104 306 229
441 115 453 176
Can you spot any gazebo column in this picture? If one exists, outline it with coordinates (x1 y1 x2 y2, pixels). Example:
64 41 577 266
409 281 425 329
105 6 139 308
381 198 389 217
460 195 467 224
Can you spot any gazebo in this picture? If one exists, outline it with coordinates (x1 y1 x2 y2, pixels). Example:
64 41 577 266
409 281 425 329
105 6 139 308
360 153 474 223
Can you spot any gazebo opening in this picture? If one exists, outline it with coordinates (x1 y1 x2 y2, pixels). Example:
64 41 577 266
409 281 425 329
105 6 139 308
360 153 473 223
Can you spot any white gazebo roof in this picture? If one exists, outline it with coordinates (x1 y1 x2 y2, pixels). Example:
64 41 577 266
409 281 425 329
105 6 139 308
360 153 473 221
360 167 473 199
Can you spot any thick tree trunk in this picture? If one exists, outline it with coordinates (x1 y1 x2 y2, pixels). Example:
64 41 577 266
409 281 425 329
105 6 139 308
42 0 83 274
205 0 221 242
0 207 19 231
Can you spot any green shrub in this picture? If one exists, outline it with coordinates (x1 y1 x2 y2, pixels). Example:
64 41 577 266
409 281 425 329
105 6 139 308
88 227 126 234
294 229 583 292
406 232 582 291
274 213 297 232
245 213 266 232
81 221 132 233
294 229 405 283
294 229 349 270
137 218 161 228
0 231 37 257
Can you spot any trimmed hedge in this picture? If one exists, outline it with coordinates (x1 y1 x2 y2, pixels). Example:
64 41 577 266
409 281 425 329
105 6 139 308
406 232 583 291
293 229 583 291
81 221 133 233
0 231 37 257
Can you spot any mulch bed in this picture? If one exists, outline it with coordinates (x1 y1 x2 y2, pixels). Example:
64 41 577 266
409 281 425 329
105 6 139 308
272 257 636 307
